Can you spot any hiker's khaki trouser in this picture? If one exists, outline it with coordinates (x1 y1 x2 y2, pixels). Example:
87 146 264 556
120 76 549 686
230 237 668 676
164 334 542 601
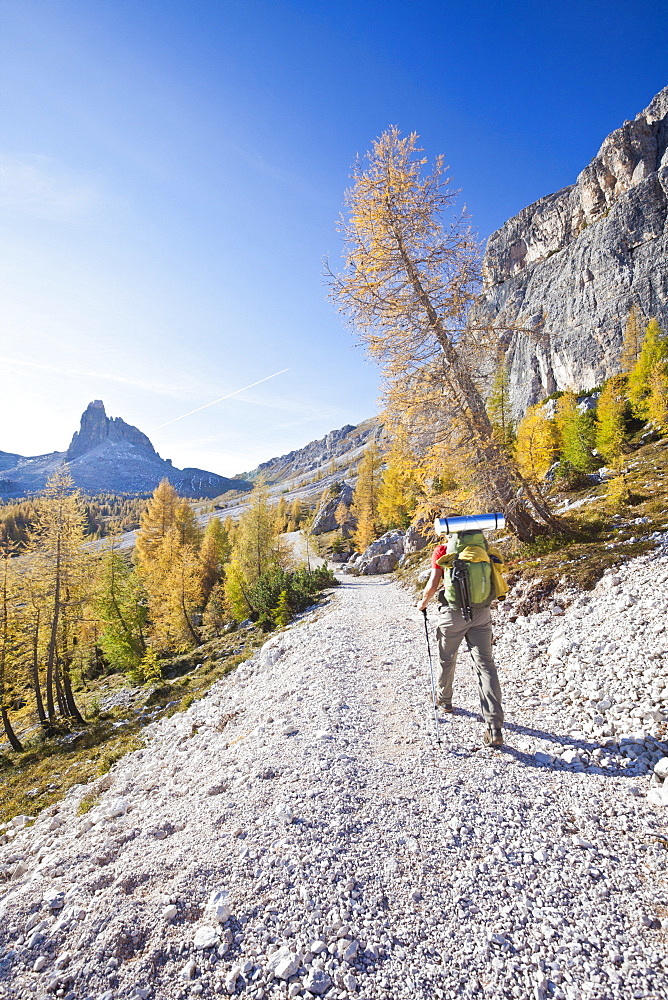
436 604 504 728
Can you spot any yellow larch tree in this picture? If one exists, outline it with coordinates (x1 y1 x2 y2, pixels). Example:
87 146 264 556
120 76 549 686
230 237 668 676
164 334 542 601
351 444 382 551
144 525 202 651
328 126 561 541
595 374 629 466
223 479 281 619
29 467 89 724
199 516 230 604
134 478 182 566
0 540 25 750
515 405 559 486
377 429 422 529
135 481 203 652
647 359 668 433
628 318 668 419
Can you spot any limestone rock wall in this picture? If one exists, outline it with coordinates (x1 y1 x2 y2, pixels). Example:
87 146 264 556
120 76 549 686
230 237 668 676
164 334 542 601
471 86 668 418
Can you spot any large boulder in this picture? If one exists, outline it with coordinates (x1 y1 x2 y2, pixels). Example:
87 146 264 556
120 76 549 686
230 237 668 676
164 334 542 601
312 483 354 535
357 530 405 575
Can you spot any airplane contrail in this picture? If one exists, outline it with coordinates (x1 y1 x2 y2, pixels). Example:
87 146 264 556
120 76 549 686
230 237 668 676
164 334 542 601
150 368 290 431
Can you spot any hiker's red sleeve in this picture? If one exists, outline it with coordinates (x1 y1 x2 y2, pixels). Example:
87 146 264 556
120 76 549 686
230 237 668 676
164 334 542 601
431 545 448 570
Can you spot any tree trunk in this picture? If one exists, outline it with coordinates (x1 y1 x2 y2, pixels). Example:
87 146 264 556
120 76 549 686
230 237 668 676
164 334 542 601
54 656 67 717
1 704 24 753
31 612 48 729
61 656 85 724
46 539 62 722
180 582 202 647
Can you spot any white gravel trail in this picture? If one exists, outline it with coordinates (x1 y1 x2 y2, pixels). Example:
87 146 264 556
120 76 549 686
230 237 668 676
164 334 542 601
1 566 667 1000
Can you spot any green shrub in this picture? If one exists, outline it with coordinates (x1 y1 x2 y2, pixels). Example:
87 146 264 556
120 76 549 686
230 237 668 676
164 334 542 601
274 590 292 628
247 565 338 625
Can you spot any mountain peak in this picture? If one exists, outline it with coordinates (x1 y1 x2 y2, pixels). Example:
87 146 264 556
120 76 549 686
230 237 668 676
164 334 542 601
67 400 158 461
0 401 253 499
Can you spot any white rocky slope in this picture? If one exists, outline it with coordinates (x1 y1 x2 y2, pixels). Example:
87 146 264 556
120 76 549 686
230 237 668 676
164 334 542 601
1 547 668 1000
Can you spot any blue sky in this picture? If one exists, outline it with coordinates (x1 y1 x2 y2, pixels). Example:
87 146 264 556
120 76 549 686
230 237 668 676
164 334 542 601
0 0 666 475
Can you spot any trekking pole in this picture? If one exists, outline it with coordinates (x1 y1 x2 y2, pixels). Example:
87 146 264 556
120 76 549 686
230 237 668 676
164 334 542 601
421 610 442 746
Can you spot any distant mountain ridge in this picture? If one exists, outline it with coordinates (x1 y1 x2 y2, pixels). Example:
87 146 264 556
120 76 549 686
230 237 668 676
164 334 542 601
0 401 253 500
242 417 386 487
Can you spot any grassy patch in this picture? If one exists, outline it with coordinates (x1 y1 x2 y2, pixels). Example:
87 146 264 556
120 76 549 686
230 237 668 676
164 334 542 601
500 436 668 597
77 792 100 815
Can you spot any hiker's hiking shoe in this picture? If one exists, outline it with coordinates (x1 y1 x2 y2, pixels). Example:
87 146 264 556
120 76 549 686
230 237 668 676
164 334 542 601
484 726 504 747
437 699 453 713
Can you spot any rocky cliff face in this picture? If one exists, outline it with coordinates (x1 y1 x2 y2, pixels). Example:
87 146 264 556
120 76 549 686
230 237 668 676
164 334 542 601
252 417 386 484
0 402 252 499
470 86 668 417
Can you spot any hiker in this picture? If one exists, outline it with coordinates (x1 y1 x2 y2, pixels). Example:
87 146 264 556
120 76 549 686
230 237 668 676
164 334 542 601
418 529 507 747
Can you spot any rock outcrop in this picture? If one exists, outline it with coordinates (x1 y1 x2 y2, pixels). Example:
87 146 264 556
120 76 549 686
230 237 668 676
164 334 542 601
311 483 353 535
348 530 405 575
0 401 252 499
470 85 668 418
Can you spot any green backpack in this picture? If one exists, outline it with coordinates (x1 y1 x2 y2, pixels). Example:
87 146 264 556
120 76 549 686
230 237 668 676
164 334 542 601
438 530 493 610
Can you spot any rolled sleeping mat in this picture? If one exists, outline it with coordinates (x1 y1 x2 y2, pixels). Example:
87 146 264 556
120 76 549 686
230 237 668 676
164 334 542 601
433 513 506 534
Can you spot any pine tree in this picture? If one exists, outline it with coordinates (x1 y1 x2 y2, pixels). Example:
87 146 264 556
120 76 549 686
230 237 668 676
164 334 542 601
595 374 629 466
619 303 645 373
487 361 514 450
515 405 559 483
94 546 147 674
647 359 668 433
556 392 595 471
377 430 421 529
352 444 382 551
274 590 291 628
628 318 668 419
